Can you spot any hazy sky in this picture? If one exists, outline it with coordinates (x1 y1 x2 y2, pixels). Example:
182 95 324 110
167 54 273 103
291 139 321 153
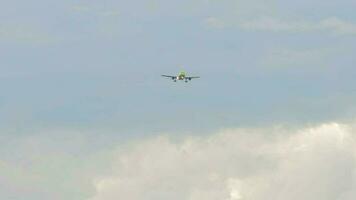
1 0 356 199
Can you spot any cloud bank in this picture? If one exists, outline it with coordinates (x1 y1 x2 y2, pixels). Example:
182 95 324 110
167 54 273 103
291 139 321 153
89 123 356 200
206 16 356 36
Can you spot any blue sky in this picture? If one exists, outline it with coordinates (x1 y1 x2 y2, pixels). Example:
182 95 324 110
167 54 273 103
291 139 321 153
1 0 356 199
1 0 356 135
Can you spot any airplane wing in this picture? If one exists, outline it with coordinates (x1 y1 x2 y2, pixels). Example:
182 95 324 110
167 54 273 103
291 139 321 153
162 75 176 78
185 76 200 80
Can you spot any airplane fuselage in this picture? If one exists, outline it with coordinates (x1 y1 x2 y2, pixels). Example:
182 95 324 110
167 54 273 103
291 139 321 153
176 75 185 80
173 72 187 81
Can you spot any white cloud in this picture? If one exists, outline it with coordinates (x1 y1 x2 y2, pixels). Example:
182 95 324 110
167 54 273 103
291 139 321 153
319 17 356 35
70 5 120 17
204 17 226 29
70 5 92 13
0 130 102 200
100 11 120 17
0 25 56 44
260 47 336 69
205 16 356 36
2 122 356 200
88 123 356 200
238 17 312 32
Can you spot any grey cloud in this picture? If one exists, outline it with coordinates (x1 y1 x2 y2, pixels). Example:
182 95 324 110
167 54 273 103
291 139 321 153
88 123 356 200
1 122 356 200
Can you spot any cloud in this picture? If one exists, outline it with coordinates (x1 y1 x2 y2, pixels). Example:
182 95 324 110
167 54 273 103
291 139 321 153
2 122 356 200
204 17 226 29
0 25 56 44
70 5 92 13
88 123 356 200
100 11 120 17
0 130 100 200
260 47 336 69
238 17 312 32
70 5 120 17
205 16 356 36
319 17 356 35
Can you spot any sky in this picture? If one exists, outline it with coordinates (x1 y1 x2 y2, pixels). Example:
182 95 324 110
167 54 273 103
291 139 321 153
1 0 356 199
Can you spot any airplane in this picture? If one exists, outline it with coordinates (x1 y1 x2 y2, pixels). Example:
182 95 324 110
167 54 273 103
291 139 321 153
161 71 200 82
